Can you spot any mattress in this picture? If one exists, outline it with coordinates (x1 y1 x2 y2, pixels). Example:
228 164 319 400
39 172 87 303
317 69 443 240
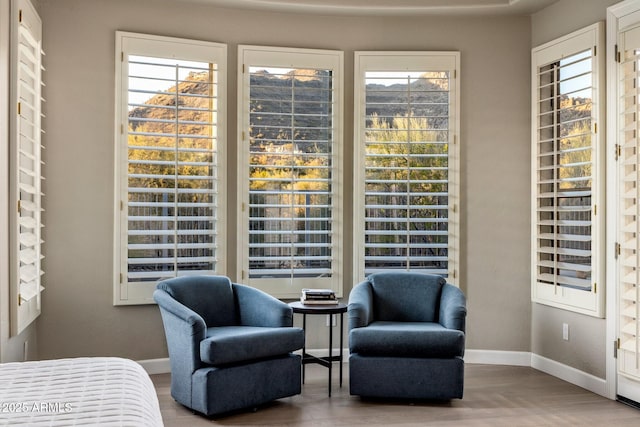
0 357 164 426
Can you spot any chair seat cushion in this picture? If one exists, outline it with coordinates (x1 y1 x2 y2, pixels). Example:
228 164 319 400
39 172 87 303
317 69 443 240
349 321 464 358
201 326 304 365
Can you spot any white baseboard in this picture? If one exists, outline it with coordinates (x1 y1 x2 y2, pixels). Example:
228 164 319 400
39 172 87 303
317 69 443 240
137 357 170 375
464 350 607 398
464 349 532 366
137 349 609 399
530 353 608 398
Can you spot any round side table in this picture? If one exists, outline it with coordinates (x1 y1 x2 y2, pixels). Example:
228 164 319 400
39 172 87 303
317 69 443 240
289 301 348 397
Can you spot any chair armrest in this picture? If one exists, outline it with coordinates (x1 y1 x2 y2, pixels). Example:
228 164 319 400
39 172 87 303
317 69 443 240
348 281 374 330
153 289 207 402
233 284 293 327
154 289 207 336
439 283 467 332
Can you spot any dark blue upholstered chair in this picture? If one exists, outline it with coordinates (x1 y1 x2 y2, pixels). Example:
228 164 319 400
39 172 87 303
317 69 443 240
348 272 467 400
153 275 304 416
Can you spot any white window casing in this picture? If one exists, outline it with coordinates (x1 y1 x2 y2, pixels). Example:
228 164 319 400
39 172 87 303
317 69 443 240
353 51 460 285
9 0 44 335
237 45 344 298
531 22 605 317
114 32 227 305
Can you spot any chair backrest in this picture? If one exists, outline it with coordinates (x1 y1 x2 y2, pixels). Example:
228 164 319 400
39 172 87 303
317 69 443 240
368 272 445 322
156 275 237 326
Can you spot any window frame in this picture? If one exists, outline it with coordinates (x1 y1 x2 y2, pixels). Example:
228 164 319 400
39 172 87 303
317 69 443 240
352 51 461 285
113 31 227 305
530 22 605 318
236 45 344 298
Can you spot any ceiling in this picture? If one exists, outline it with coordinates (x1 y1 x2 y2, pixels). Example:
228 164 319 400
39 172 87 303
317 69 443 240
179 0 560 16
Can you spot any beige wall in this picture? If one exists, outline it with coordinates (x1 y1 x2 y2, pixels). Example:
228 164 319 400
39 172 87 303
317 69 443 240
530 0 619 379
36 0 532 360
532 0 619 47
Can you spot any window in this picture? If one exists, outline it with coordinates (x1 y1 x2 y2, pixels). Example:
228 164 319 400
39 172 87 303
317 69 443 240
237 45 343 298
531 23 604 317
114 32 226 305
9 0 44 335
353 52 460 284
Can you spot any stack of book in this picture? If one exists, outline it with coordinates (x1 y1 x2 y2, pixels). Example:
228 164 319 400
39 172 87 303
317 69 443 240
301 288 338 305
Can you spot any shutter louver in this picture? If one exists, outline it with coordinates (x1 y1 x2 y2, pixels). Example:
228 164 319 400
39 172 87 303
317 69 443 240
363 71 451 276
535 49 595 292
618 46 640 380
125 56 219 284
247 67 334 280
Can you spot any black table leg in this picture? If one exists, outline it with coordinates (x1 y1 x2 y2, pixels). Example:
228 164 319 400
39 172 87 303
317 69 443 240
328 314 333 397
339 312 344 387
302 313 306 384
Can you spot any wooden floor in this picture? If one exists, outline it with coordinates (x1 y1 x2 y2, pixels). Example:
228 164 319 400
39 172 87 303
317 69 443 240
151 364 640 426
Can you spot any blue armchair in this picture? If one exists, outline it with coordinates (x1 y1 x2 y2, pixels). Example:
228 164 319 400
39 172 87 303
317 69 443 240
153 275 304 416
348 272 467 400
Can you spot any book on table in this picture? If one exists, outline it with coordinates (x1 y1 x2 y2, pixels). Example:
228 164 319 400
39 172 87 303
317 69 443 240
301 288 338 305
300 296 339 305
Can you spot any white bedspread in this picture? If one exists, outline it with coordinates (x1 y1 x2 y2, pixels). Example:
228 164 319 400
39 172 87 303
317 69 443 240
0 357 164 426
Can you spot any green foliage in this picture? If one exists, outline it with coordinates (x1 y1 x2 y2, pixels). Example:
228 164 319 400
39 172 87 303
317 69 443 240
558 119 592 190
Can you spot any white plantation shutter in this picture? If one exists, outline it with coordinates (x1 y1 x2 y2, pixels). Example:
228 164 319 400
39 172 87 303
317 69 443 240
618 28 640 382
238 46 343 297
115 33 226 304
10 0 44 335
531 23 604 317
248 67 333 278
354 52 460 283
126 57 219 281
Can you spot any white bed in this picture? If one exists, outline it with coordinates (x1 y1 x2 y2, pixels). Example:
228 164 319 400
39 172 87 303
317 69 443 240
0 357 164 426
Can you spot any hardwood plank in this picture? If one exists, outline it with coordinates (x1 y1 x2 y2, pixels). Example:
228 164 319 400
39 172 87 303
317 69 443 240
150 364 640 426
